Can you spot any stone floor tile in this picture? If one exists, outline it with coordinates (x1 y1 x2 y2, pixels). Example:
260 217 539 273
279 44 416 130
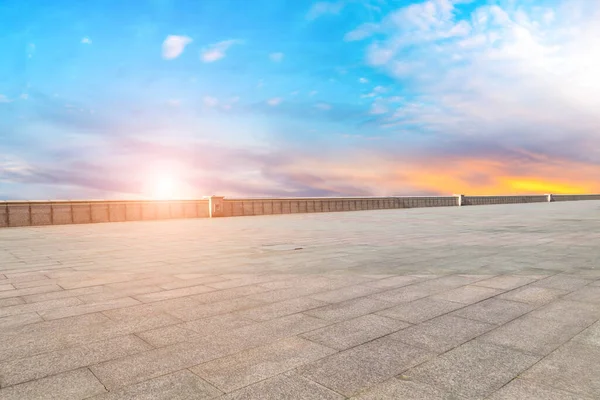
38 297 141 320
388 315 494 353
222 371 344 400
0 284 63 300
235 297 328 321
364 275 423 289
497 286 568 305
134 285 215 303
304 297 393 322
351 377 466 399
158 275 227 290
0 297 83 318
21 286 106 304
407 341 540 399
528 299 600 327
520 341 600 398
309 285 384 303
166 297 266 321
297 337 434 397
480 314 585 355
190 336 336 392
301 314 410 350
0 284 14 292
136 325 201 347
564 286 600 304
179 313 256 337
0 368 107 400
0 334 151 387
473 275 536 290
0 312 43 330
533 275 592 291
0 298 24 308
451 298 535 325
377 298 464 323
431 285 504 305
572 321 600 347
88 370 222 400
487 378 587 400
369 284 439 304
191 285 270 303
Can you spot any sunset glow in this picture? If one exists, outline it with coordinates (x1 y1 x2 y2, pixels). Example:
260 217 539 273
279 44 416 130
1 0 599 199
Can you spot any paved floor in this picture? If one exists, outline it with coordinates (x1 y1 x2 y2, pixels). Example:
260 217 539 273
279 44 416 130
0 201 599 399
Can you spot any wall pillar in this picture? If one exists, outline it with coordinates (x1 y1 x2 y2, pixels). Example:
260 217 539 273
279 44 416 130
454 194 465 206
546 194 553 202
209 196 225 218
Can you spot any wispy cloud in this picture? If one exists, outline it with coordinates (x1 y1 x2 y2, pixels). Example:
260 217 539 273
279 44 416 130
307 1 345 20
353 0 600 160
81 37 92 44
162 35 192 59
0 94 12 103
267 97 283 106
269 52 284 62
201 40 240 62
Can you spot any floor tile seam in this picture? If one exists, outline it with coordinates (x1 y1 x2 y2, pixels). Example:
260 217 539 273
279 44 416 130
36 297 144 322
187 340 340 394
397 339 543 398
482 376 596 400
0 331 159 375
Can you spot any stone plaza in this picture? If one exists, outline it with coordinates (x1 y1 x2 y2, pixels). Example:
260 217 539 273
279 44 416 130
0 200 599 399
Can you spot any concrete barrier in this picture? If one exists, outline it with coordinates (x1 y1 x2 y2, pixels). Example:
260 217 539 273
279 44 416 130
460 195 548 206
0 194 598 227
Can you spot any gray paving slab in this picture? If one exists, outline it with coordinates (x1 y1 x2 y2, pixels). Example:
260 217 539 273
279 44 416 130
376 297 465 323
221 371 344 399
431 285 504 304
88 369 222 400
497 285 569 305
190 336 336 392
304 297 394 322
0 368 107 400
297 337 435 396
1 201 600 398
301 314 410 350
388 315 495 353
480 313 586 355
520 341 600 398
487 378 587 400
406 341 540 399
0 334 151 387
473 275 538 290
351 377 466 399
450 298 536 325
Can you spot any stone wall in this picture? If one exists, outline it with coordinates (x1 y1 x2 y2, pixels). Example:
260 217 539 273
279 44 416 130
221 196 457 217
460 195 548 206
1 194 599 227
0 200 210 228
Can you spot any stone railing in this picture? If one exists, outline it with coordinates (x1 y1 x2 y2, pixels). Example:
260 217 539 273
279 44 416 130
1 194 598 227
0 199 209 228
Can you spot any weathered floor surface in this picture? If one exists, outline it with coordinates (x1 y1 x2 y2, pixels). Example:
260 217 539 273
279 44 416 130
0 201 599 399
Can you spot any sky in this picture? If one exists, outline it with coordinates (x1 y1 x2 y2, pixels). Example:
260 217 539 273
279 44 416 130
1 0 599 200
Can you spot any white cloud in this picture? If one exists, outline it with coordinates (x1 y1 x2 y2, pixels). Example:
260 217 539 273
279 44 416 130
81 37 92 45
0 95 12 103
309 90 318 96
201 40 240 62
356 0 600 154
307 1 345 20
358 77 369 83
20 93 28 100
203 96 219 107
269 52 284 62
315 103 332 110
267 97 283 106
167 99 181 107
162 35 192 59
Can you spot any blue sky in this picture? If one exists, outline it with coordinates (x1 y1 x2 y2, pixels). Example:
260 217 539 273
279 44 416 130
1 0 599 199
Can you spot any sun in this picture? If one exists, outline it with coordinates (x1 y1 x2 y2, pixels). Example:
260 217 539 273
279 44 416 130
149 173 181 200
